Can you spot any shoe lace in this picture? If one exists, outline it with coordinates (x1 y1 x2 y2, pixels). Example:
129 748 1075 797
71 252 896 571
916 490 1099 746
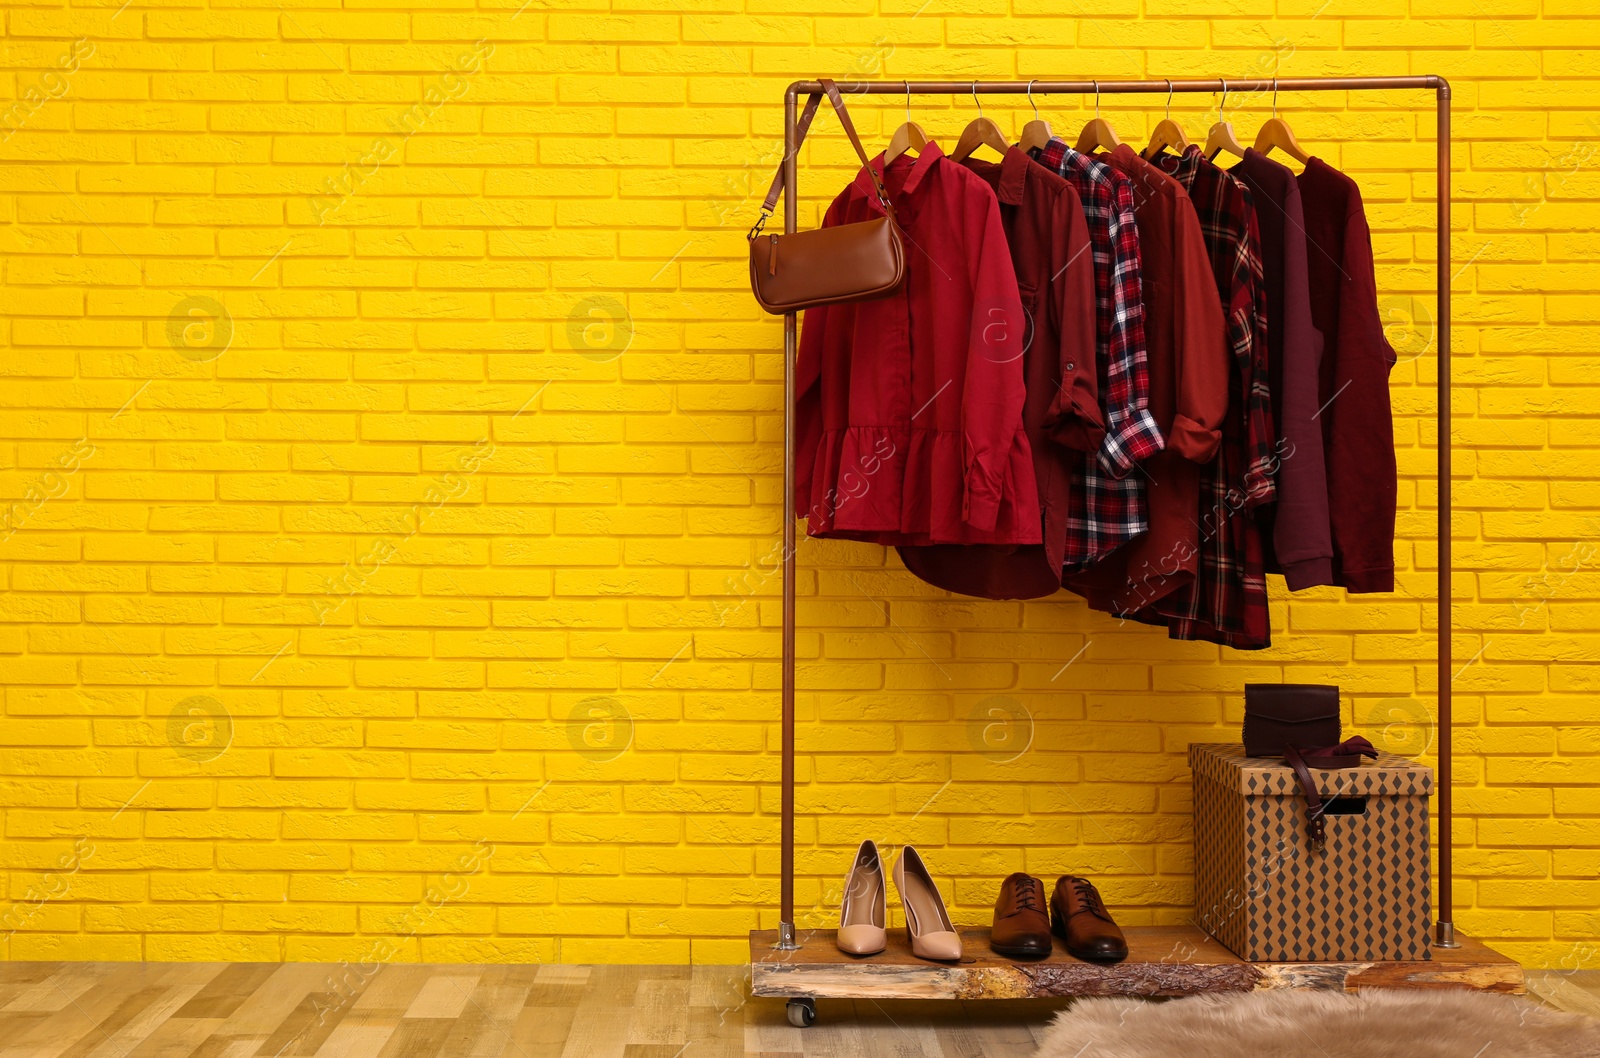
1013 875 1042 913
1071 877 1108 917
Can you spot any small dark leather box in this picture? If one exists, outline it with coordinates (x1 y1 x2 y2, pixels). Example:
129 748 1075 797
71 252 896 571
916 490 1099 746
1242 683 1340 758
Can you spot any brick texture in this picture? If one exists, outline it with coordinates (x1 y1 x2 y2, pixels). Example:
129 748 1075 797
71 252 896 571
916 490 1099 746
0 0 1595 970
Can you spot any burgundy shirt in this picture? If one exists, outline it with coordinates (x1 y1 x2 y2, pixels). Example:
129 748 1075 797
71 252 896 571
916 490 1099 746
898 147 1100 598
1298 157 1398 593
1229 149 1335 590
1139 145 1274 650
1063 145 1230 613
795 141 1041 547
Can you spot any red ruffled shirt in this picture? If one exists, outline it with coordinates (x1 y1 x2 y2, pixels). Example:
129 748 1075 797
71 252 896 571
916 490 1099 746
795 142 1041 546
898 146 1101 599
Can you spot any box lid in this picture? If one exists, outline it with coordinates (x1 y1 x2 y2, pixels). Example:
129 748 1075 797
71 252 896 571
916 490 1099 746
1189 743 1432 797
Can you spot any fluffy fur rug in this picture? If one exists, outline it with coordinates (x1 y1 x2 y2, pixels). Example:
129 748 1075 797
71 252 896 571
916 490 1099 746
1034 989 1600 1058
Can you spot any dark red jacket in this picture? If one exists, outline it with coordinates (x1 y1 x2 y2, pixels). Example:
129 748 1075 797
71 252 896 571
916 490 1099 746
1229 149 1335 591
795 141 1040 546
1298 157 1398 594
897 146 1100 598
1064 146 1230 613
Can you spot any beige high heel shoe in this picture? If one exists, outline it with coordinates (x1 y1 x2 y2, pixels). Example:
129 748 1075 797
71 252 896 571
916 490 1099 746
836 839 887 956
892 845 962 962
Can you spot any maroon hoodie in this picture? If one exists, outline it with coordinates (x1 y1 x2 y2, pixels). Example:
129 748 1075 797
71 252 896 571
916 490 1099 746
1297 157 1398 594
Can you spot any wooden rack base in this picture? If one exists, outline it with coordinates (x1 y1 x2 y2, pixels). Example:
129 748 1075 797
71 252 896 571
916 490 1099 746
750 926 1523 1001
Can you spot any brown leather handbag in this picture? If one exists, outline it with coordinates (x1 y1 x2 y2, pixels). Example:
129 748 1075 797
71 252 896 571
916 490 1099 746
747 79 905 315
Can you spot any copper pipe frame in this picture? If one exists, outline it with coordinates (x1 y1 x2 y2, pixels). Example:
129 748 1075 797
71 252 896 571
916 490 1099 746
776 75 1454 952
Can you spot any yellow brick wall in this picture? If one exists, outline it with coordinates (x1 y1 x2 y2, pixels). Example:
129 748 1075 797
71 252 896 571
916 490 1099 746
0 0 1594 969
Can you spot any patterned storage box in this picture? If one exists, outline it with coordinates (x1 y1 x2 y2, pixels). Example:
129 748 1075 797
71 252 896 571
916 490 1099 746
1189 743 1432 962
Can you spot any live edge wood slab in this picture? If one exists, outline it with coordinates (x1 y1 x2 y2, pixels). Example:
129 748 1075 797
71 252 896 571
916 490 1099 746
749 926 1524 1000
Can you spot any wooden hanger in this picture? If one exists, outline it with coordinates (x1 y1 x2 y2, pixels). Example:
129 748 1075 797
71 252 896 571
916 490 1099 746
1142 79 1190 161
1017 80 1053 152
1074 80 1122 154
1203 79 1247 162
885 80 931 163
950 81 1010 162
1254 78 1311 165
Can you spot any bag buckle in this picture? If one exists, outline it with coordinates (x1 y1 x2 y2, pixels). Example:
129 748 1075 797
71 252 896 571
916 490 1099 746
748 209 771 241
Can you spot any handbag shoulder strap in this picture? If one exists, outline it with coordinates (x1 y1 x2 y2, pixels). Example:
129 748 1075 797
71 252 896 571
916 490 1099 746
751 78 893 238
1283 744 1328 851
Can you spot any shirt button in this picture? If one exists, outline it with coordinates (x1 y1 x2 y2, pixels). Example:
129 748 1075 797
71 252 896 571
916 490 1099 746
1065 362 1076 372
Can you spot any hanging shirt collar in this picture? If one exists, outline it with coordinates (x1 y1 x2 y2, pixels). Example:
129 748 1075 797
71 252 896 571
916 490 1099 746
954 146 1031 206
855 139 946 210
995 145 1031 206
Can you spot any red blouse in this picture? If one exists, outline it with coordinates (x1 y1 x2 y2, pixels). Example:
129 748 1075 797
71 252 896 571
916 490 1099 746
795 142 1041 547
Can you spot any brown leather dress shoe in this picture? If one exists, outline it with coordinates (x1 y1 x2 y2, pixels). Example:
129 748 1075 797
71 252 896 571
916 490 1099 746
1050 875 1128 963
990 872 1052 959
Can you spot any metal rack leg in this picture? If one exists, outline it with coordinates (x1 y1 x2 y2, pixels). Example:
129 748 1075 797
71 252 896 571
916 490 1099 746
1434 79 1459 950
778 85 800 954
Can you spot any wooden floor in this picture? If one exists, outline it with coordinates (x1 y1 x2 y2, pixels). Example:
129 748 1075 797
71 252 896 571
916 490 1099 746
0 961 1069 1058
1 959 1595 1058
1525 966 1600 1019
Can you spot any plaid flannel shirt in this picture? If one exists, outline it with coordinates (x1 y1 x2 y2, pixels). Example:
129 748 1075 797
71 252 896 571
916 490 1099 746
1033 138 1165 571
1146 145 1277 649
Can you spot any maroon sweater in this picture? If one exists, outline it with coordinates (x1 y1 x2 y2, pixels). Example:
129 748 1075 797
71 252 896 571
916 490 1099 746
1297 157 1398 594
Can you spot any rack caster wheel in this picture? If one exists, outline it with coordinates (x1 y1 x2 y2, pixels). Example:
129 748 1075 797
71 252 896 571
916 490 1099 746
786 998 816 1027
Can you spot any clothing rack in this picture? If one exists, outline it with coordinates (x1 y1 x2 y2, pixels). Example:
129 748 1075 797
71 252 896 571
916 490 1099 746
772 76 1456 955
